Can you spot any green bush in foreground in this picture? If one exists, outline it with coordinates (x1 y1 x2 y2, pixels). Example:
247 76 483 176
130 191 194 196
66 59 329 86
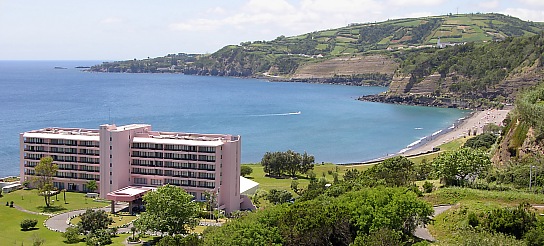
20 218 38 231
484 202 537 239
62 226 81 244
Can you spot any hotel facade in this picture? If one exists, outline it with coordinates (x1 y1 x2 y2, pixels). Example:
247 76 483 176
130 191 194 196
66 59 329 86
20 124 245 213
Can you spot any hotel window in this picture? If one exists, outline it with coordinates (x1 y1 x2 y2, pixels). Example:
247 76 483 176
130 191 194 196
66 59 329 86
134 177 147 185
151 179 162 185
198 146 216 153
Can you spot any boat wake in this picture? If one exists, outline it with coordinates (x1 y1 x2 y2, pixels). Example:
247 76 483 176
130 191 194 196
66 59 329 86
250 111 301 117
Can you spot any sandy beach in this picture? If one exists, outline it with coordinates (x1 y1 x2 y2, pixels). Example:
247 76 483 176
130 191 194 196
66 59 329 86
401 108 511 156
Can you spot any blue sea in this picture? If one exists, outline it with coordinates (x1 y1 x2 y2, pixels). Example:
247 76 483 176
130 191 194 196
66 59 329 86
0 61 468 177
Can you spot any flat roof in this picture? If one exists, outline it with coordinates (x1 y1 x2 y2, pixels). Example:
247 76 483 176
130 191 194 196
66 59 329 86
106 186 156 202
240 176 259 194
111 124 150 132
133 137 225 147
23 132 99 141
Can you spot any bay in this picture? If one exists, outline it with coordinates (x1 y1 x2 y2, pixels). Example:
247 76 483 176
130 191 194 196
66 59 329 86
0 61 468 177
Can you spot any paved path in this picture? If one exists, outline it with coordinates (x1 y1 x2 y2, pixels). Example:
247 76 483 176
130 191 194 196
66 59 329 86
414 205 452 242
44 203 130 232
13 204 54 216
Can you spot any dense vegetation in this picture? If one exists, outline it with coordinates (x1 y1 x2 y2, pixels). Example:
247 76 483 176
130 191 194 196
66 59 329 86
203 187 432 246
516 83 544 140
91 13 544 79
397 34 544 98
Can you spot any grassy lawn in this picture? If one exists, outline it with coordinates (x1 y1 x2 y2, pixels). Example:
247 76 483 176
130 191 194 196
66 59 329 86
0 202 65 246
1 189 109 214
0 190 127 245
423 187 544 206
425 187 544 244
242 163 371 192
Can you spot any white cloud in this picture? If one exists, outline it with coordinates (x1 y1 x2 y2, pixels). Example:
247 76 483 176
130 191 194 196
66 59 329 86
501 8 544 22
206 7 226 15
517 0 544 6
246 0 296 13
169 18 222 31
300 0 382 14
386 0 446 7
477 0 500 10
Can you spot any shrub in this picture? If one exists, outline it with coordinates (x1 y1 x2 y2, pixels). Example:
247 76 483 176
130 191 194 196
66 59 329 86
484 202 537 239
62 226 81 244
266 189 292 204
157 233 202 246
353 228 402 246
467 212 479 227
240 165 253 177
524 226 544 246
85 229 112 246
454 230 521 246
423 181 434 193
20 219 38 231
464 133 498 149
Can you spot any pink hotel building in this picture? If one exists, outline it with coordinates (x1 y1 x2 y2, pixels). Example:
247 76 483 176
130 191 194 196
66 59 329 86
20 124 246 213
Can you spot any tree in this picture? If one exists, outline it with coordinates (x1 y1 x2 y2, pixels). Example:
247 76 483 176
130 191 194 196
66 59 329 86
364 156 415 186
33 156 58 207
262 151 284 176
77 209 113 234
240 165 253 177
300 152 315 174
284 150 302 177
265 189 292 205
129 227 138 242
203 187 433 246
432 148 491 186
86 180 97 193
261 150 315 177
135 185 200 236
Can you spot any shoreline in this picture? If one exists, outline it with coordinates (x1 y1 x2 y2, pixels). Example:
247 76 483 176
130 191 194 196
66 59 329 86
342 108 511 166
401 108 511 156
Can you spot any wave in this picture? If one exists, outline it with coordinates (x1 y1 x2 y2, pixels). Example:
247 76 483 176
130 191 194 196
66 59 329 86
250 111 301 117
431 130 442 136
406 137 426 148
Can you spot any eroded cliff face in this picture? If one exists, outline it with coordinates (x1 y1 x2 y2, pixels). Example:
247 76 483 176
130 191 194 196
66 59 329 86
360 63 544 109
493 118 544 166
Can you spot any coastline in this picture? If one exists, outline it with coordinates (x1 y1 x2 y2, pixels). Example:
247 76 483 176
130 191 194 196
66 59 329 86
400 108 511 156
343 108 510 166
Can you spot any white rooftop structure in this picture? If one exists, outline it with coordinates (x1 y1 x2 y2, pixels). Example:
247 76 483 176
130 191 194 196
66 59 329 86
240 176 259 195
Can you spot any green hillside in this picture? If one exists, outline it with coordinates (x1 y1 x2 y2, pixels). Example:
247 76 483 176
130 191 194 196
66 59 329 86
361 33 544 108
90 13 544 77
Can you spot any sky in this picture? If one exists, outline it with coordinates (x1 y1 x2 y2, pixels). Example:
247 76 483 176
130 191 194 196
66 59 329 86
1 0 544 60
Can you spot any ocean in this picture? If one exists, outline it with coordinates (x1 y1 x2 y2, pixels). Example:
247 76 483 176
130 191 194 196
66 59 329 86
0 60 468 177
